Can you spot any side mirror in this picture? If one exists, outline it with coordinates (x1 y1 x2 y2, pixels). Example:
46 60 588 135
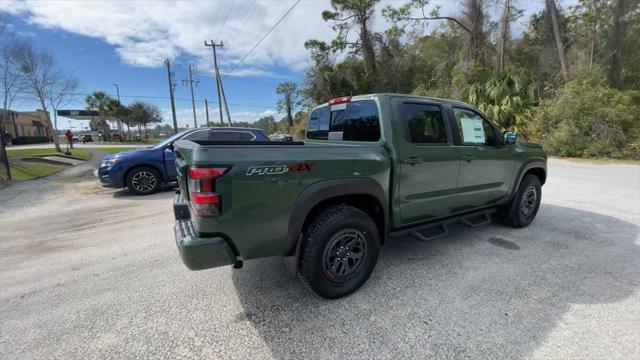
503 131 518 145
166 143 174 151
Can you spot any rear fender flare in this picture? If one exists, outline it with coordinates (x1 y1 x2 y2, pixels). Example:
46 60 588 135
284 178 388 256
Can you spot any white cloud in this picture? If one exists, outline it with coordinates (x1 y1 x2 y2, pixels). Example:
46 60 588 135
2 0 558 75
163 106 282 128
2 0 336 74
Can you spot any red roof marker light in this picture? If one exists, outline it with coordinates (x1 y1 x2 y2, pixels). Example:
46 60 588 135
328 96 351 105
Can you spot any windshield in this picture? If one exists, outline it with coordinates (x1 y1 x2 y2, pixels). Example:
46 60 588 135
148 131 188 150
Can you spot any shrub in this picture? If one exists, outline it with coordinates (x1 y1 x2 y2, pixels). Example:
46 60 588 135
11 136 50 145
526 77 640 159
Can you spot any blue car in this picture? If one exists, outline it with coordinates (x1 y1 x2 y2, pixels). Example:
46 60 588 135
99 127 269 195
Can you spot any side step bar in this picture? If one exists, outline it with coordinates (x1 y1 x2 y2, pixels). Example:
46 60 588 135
411 224 448 242
461 213 492 228
390 208 496 242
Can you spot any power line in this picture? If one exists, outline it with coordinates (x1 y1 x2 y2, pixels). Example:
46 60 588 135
229 0 301 73
2 90 274 109
230 0 260 44
214 0 236 42
209 1 225 36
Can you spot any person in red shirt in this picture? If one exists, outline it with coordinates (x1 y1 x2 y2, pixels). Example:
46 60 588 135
65 129 74 149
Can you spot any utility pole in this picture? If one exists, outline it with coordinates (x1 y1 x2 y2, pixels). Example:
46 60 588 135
205 40 231 126
204 99 211 127
165 59 179 133
183 65 199 128
218 75 232 127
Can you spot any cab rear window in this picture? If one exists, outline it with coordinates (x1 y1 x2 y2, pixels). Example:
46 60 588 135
307 100 380 142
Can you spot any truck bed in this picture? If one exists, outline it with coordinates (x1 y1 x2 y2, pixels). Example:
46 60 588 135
174 139 391 261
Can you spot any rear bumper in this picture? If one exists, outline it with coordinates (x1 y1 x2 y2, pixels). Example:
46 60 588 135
173 192 238 270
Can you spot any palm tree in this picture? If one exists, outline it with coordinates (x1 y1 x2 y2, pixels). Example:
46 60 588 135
85 91 116 140
466 69 538 130
111 101 132 141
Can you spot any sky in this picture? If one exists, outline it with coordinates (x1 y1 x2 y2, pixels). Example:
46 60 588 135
1 0 569 130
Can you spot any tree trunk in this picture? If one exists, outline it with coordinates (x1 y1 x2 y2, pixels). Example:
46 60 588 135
461 0 485 70
100 111 110 141
38 97 61 152
53 109 58 130
144 123 148 141
546 0 569 81
498 0 511 71
126 123 131 141
589 1 598 72
0 114 11 180
608 0 624 88
359 18 377 86
286 94 293 127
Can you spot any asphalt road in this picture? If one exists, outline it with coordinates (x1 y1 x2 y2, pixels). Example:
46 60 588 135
1 159 638 359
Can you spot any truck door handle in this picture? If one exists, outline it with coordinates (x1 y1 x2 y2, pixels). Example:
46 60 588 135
462 153 476 162
402 157 423 166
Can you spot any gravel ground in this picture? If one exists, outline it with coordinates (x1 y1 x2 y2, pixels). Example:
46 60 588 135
0 158 638 359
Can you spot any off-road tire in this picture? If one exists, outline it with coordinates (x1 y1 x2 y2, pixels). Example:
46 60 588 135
300 205 380 299
126 166 161 195
497 174 542 228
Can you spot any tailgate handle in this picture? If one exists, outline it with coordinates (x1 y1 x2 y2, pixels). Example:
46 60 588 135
402 157 423 166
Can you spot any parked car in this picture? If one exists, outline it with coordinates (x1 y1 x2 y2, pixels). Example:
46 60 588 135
172 94 547 299
270 133 294 141
81 134 93 143
99 127 269 195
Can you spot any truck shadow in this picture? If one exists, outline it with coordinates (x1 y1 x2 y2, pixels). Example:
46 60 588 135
231 204 640 359
111 185 176 200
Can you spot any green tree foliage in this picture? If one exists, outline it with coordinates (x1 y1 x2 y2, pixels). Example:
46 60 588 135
298 0 639 158
111 101 132 140
466 69 537 130
275 82 300 127
253 115 276 134
127 101 162 141
527 74 639 158
85 91 117 140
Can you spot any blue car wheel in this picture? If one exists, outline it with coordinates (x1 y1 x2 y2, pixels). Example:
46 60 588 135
126 166 161 195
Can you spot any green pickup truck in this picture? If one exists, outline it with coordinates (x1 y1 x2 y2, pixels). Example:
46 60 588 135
173 93 547 298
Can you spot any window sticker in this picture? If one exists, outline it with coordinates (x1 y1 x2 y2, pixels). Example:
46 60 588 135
328 131 344 140
460 117 485 144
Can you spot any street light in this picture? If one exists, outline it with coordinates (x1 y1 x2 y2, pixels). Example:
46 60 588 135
112 83 122 139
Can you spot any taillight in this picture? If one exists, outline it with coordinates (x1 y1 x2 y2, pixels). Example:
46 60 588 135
188 166 229 217
328 96 351 105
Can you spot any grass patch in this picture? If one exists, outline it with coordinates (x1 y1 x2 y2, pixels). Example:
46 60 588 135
9 159 67 180
94 147 139 154
6 148 91 160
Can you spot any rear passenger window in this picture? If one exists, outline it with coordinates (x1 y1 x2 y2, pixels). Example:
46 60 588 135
402 103 448 144
210 131 255 141
307 106 330 140
181 129 210 141
307 100 380 142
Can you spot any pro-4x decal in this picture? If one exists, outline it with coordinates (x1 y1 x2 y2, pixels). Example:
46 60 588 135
246 162 317 176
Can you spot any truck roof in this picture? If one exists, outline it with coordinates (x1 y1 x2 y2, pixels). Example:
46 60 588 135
313 93 471 110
